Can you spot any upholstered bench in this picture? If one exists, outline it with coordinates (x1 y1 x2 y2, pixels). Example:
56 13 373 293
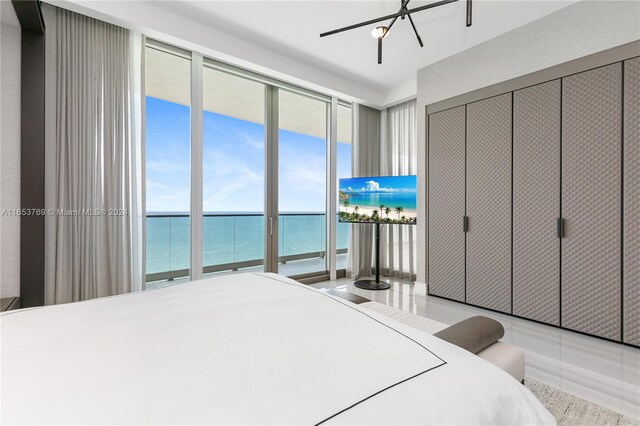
360 301 525 384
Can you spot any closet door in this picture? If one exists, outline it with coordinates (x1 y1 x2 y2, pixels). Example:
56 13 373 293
466 94 512 313
513 80 561 325
623 57 640 346
428 106 466 301
562 63 622 340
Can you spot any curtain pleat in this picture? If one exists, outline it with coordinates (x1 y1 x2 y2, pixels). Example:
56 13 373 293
45 6 142 304
380 99 418 281
346 105 381 279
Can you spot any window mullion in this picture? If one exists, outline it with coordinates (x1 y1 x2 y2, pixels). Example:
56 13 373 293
190 52 204 281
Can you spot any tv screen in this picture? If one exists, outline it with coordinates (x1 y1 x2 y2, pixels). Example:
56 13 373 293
339 175 417 225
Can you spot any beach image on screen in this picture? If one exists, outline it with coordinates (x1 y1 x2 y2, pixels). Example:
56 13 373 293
339 175 417 224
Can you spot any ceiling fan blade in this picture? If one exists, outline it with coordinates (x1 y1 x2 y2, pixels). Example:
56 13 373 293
466 0 472 26
378 37 383 64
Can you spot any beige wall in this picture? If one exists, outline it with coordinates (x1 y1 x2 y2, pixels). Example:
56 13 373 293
0 0 21 298
416 0 640 284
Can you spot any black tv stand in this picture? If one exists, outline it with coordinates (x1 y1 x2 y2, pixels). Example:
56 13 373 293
354 222 390 291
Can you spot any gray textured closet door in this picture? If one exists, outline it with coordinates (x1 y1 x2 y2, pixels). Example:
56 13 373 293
428 106 466 301
562 63 622 340
623 57 640 346
513 80 561 325
466 94 512 313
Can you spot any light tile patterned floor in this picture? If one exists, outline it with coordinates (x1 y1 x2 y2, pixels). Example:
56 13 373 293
312 277 640 421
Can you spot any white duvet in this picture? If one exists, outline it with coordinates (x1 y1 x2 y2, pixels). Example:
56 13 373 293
0 273 554 425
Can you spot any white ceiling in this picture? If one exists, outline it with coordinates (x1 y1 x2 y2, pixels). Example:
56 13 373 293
146 0 578 101
52 0 580 106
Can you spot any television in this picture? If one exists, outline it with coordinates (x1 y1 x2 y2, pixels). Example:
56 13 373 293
339 175 417 225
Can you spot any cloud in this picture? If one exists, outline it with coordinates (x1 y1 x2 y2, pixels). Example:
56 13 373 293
280 153 326 189
202 148 264 211
238 132 264 150
146 180 190 212
363 180 397 192
366 180 379 191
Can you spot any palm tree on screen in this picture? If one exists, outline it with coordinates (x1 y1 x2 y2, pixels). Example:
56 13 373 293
343 200 350 213
395 206 404 220
384 207 391 219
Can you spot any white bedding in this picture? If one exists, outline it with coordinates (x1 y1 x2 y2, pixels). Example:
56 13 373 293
1 273 555 425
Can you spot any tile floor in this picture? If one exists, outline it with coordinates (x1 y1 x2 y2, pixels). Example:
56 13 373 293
311 277 640 421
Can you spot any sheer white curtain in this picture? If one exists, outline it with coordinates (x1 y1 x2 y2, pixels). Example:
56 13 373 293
43 5 144 304
347 104 381 279
380 99 418 280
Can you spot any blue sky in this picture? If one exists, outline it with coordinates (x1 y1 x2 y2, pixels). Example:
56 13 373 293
146 97 351 213
339 175 416 193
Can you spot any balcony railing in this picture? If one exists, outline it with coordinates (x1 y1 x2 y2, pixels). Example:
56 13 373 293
146 213 350 282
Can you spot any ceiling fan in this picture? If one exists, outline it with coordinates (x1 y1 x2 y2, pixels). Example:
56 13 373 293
320 0 472 64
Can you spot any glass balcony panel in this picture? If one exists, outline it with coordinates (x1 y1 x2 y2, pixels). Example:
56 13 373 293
170 216 191 273
147 213 341 283
280 215 324 258
203 215 235 268
146 216 171 276
234 215 264 263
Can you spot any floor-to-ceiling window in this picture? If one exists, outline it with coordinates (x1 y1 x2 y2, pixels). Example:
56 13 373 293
278 90 328 277
144 43 191 286
144 39 352 285
202 66 266 276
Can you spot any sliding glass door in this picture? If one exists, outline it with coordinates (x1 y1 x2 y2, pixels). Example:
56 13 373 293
202 66 266 276
144 39 352 285
277 90 328 277
144 43 192 286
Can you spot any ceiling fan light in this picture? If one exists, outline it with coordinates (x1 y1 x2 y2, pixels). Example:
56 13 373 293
370 26 387 39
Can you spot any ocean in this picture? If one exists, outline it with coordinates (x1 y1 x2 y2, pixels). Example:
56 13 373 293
146 214 350 274
343 192 416 210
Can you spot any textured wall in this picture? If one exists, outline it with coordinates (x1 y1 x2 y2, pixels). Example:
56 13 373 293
416 0 640 284
0 1 21 299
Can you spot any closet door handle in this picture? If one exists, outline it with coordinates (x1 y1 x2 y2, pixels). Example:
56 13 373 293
463 216 469 232
557 218 565 239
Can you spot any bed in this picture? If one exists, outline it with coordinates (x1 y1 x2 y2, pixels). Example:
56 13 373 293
0 273 554 425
